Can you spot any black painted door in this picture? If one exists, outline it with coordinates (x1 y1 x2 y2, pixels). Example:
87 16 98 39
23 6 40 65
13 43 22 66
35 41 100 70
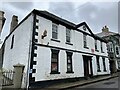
83 55 93 79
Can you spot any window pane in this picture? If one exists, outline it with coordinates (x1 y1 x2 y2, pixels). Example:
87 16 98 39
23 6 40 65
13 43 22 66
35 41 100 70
68 59 71 63
95 40 97 50
51 63 57 72
116 47 119 55
67 64 72 72
101 42 103 52
51 49 59 73
52 58 57 63
96 56 100 71
67 52 73 72
66 28 71 42
52 23 58 39
102 57 106 71
52 32 57 39
66 36 70 42
83 34 87 47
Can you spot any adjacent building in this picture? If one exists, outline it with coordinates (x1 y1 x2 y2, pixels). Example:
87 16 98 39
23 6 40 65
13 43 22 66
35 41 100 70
96 26 120 73
2 9 110 88
0 11 6 68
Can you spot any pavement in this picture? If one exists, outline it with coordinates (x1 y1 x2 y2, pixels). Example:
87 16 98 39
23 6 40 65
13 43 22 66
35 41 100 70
1 72 119 90
43 73 119 90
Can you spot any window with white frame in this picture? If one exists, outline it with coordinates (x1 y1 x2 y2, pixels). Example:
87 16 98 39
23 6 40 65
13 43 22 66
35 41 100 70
66 52 73 73
52 23 58 39
96 56 101 72
108 42 113 52
66 28 71 43
83 34 87 48
101 42 103 52
51 49 60 74
95 39 98 51
116 46 119 55
102 57 106 71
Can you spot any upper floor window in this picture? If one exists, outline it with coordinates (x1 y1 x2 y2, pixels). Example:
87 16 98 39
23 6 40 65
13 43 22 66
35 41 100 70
116 46 119 55
52 23 58 39
66 28 71 43
107 42 113 52
95 40 98 51
66 52 73 73
101 42 103 52
10 35 14 49
83 34 88 48
51 49 60 74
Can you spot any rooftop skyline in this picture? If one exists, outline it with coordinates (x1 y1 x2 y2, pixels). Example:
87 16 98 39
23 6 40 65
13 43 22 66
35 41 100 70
0 0 119 41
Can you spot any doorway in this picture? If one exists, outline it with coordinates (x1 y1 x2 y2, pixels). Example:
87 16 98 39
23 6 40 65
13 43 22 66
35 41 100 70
83 55 93 79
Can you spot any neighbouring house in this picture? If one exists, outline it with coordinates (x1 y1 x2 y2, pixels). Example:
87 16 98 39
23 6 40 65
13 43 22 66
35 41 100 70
96 26 120 73
0 11 6 68
2 9 110 88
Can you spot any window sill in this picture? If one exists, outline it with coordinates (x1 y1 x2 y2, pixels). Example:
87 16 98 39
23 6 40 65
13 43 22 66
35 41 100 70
95 49 99 52
50 72 60 74
84 46 89 49
97 70 101 72
51 38 60 42
66 71 74 73
65 42 73 46
101 51 104 53
104 70 107 72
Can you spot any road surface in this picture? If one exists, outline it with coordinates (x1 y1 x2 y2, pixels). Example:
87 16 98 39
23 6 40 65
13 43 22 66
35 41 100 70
70 77 119 89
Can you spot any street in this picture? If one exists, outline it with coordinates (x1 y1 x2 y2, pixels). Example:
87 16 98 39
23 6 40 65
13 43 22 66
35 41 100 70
70 77 119 89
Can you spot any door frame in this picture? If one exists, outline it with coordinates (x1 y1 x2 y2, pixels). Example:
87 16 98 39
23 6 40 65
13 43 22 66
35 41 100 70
83 55 93 79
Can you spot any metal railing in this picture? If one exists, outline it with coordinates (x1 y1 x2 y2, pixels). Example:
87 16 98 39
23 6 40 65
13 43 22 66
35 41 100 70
2 70 14 86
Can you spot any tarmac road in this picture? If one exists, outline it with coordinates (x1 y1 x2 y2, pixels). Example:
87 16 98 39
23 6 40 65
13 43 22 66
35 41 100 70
75 77 119 89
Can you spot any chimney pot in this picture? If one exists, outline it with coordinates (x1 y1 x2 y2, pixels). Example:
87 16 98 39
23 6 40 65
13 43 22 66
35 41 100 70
102 25 109 32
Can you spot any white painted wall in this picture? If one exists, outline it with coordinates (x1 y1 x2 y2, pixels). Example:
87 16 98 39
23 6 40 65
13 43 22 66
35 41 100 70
32 15 110 81
2 13 110 84
2 15 33 87
33 46 84 81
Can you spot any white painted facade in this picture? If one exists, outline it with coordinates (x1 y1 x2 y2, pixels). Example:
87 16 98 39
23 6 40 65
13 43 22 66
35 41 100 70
2 15 33 87
2 10 110 88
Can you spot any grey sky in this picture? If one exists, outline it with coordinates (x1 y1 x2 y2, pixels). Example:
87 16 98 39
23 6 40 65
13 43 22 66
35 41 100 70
0 1 119 41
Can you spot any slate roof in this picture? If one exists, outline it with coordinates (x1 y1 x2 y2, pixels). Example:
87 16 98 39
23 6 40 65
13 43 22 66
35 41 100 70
96 31 117 37
3 9 107 44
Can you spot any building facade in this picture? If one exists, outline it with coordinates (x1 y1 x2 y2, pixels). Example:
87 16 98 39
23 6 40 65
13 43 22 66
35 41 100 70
2 9 110 88
96 26 120 73
0 11 6 68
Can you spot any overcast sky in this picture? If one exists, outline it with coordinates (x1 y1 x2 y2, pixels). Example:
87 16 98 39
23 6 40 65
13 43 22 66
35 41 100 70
0 0 119 41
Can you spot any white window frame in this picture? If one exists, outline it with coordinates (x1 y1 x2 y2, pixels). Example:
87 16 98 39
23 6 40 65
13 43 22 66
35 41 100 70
66 28 71 43
52 23 58 39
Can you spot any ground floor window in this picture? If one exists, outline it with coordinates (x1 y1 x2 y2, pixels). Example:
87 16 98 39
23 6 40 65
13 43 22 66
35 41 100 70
51 49 60 74
96 56 101 72
102 57 106 71
66 52 73 73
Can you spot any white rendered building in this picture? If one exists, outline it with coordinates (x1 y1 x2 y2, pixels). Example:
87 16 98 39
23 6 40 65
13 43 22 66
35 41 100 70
2 9 110 88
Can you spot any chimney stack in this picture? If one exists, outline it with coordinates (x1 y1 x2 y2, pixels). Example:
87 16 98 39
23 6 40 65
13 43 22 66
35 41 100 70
0 11 6 37
10 15 18 33
102 25 109 32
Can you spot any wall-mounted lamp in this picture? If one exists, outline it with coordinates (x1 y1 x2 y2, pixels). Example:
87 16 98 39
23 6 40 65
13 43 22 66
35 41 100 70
41 30 47 39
